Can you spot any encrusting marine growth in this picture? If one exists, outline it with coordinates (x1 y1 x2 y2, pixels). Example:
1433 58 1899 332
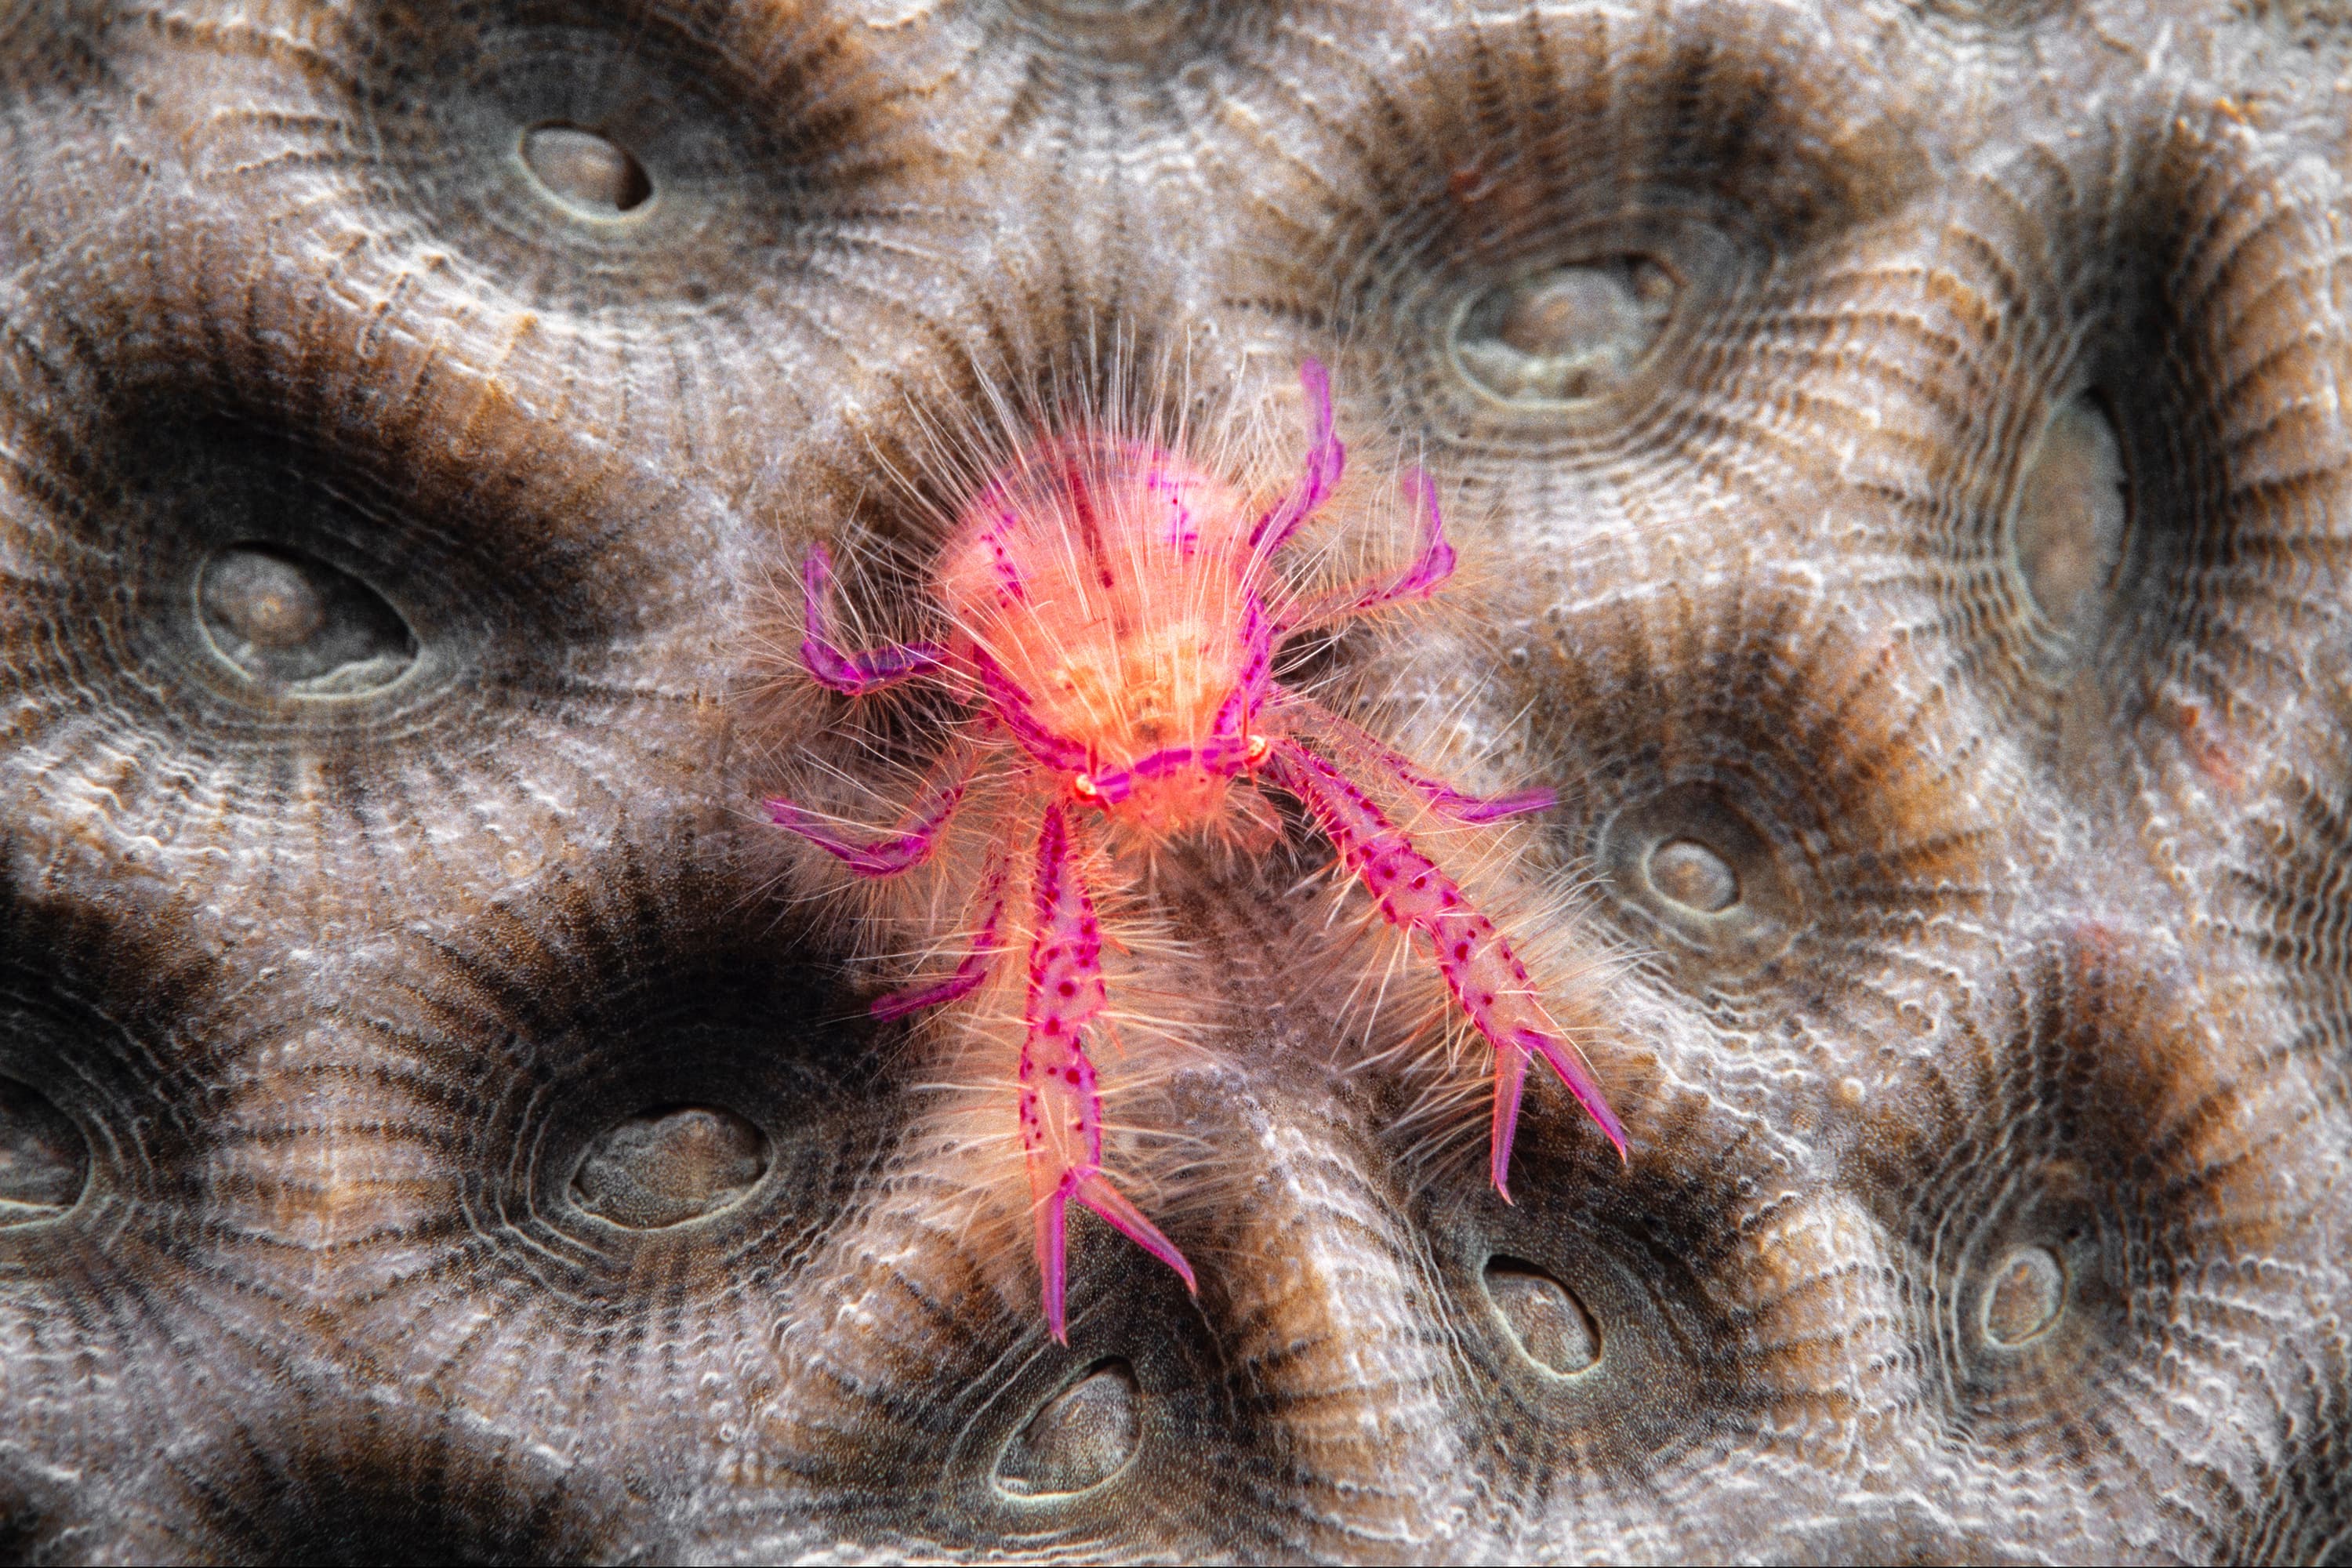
768 361 1627 1339
9 2 2351 1552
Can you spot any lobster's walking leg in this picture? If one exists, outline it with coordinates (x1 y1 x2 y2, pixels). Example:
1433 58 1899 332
1266 737 1628 1197
869 846 1011 1021
1280 696 1557 824
1250 359 1348 555
1279 466 1458 632
1020 804 1197 1343
766 742 978 879
798 542 948 695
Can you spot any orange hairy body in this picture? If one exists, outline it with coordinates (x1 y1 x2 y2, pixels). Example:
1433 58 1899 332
931 436 1270 836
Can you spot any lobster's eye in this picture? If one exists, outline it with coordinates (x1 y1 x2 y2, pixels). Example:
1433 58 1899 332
1245 734 1271 764
1072 773 1101 802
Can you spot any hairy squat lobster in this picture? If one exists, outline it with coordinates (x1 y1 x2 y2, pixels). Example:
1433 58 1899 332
769 361 1626 1341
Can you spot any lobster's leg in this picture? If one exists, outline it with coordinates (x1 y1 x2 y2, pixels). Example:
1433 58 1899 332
870 844 1011 1020
1249 359 1347 556
767 742 977 879
1279 695 1556 824
1277 466 1457 633
1265 735 1628 1197
1019 804 1197 1343
798 542 947 695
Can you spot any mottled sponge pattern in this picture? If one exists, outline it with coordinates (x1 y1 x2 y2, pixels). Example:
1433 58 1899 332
1 0 2350 1562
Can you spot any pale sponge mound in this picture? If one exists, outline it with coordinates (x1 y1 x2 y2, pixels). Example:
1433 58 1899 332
1 0 2349 1562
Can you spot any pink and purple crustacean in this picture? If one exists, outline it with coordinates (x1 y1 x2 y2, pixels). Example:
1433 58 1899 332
769 361 1628 1341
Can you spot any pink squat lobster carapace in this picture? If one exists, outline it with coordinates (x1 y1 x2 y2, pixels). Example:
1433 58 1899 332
769 360 1628 1342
